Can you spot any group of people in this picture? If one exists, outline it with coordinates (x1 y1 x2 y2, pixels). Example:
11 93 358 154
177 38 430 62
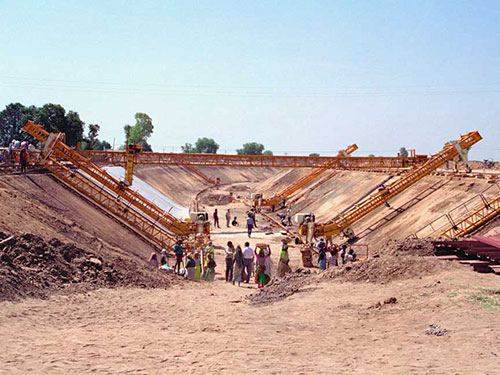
314 238 356 270
148 238 293 288
5 139 35 174
211 207 258 239
213 208 240 229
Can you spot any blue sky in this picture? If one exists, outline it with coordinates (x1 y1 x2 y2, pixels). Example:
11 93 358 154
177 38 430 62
1 0 499 159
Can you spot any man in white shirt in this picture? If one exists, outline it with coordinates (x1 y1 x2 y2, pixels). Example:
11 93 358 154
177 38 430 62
243 242 254 283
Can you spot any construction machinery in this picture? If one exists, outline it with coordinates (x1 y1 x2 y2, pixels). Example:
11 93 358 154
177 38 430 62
252 144 358 210
78 148 427 169
23 121 210 241
123 143 142 186
411 182 500 239
298 131 482 243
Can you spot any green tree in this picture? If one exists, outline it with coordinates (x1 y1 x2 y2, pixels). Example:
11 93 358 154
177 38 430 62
80 124 111 150
0 103 84 147
181 142 195 153
124 113 154 151
399 147 408 157
0 103 36 145
368 154 375 157
194 137 219 154
237 142 265 155
263 150 273 156
309 153 320 157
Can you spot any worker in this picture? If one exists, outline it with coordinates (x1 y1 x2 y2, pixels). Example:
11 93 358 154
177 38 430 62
173 240 184 274
213 209 220 229
254 247 270 288
242 242 254 283
19 147 28 175
328 244 339 268
278 239 291 277
204 253 217 281
194 252 202 280
286 208 292 226
316 238 327 270
225 209 231 228
249 208 258 228
186 255 196 280
345 248 357 262
204 241 215 271
233 245 244 286
231 216 239 226
225 241 235 282
246 214 255 238
160 248 168 266
148 252 159 268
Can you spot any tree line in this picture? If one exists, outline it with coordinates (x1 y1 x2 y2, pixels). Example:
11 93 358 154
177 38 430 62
0 103 410 157
0 103 110 150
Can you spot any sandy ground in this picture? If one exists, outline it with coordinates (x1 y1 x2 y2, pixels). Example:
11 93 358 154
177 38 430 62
1 166 500 374
1 266 499 374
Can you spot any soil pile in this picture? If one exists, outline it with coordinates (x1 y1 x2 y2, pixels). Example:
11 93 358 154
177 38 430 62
382 238 436 257
247 268 313 305
323 256 452 283
200 193 234 206
0 232 174 301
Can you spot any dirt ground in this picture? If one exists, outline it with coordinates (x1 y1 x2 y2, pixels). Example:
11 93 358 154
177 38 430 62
1 266 499 374
1 166 500 374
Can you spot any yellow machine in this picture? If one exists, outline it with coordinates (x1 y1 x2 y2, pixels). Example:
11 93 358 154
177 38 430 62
253 144 358 210
78 146 427 169
299 131 482 242
123 143 143 186
23 121 210 241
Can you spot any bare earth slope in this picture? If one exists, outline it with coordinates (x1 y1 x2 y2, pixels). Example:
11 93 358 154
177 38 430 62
0 174 155 262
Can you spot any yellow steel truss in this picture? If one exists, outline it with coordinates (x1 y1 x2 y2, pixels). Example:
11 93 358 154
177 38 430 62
301 131 482 238
23 121 207 237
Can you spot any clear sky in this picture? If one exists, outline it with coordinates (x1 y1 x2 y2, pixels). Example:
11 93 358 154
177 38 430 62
1 0 499 160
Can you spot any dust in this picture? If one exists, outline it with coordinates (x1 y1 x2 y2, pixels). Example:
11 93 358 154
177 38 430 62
0 232 175 301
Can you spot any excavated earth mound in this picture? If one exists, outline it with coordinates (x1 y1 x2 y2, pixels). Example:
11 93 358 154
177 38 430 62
247 268 313 305
381 238 436 257
0 232 175 301
323 255 454 283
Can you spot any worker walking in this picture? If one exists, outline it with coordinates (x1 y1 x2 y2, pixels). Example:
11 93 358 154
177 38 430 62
213 209 220 229
249 208 258 228
225 209 231 228
246 214 255 238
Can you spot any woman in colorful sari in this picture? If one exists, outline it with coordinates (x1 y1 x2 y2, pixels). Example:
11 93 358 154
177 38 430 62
254 247 271 288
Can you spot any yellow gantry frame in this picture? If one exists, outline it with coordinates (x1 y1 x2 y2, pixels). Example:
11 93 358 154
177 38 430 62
23 121 208 237
257 144 358 208
301 131 482 239
439 192 500 239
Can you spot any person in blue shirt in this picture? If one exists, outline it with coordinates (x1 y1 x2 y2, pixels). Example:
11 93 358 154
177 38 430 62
173 240 184 274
